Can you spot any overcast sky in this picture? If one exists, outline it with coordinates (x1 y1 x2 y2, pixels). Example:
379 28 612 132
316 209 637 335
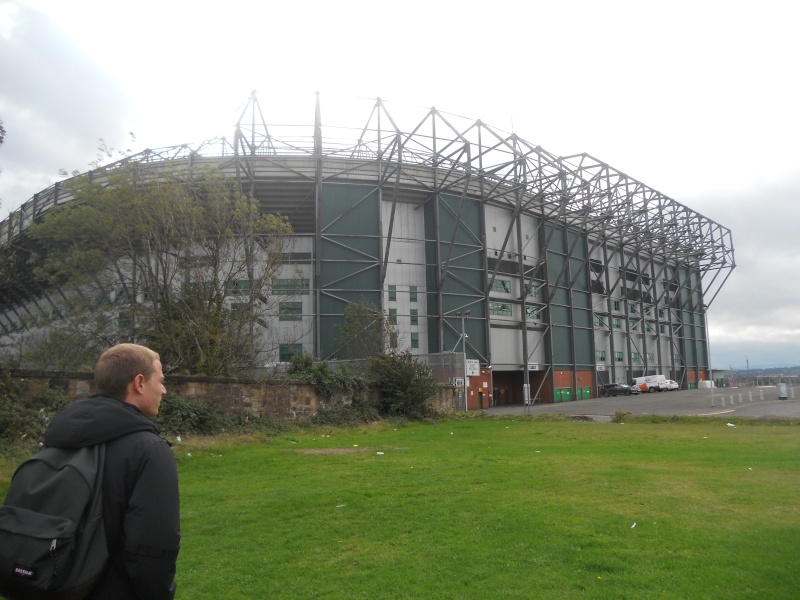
1 0 798 370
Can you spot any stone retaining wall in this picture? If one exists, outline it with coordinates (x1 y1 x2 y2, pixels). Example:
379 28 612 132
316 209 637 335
5 370 458 419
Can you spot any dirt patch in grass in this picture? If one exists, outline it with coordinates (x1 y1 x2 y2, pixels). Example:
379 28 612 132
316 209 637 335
293 446 408 455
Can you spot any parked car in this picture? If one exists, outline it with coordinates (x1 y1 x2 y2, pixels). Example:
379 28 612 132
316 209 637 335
664 379 679 391
600 383 635 397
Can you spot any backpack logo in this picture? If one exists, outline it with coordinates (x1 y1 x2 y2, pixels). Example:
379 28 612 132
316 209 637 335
13 564 37 579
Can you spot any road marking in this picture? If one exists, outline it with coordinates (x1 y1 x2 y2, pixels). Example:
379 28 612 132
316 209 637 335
698 409 735 415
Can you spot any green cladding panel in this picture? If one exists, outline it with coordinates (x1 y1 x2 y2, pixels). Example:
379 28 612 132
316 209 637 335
424 193 486 359
318 183 381 358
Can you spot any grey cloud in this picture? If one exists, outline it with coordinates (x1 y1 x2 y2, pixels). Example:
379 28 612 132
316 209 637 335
0 3 131 213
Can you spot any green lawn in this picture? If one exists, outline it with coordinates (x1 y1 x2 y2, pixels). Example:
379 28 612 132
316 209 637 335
170 417 799 599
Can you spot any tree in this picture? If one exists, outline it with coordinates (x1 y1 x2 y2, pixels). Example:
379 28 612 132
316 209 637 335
332 300 400 359
369 351 439 419
24 162 295 375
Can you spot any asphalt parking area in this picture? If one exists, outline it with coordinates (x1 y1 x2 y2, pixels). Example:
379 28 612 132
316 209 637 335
482 386 800 420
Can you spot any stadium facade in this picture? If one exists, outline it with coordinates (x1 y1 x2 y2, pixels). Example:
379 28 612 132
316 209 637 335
0 93 735 406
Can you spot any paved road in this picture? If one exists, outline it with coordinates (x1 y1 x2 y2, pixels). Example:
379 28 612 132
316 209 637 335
483 386 800 420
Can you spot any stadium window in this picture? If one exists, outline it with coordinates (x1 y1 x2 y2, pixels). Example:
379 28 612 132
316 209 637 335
118 311 132 329
632 352 641 363
645 305 652 316
647 353 655 363
390 332 398 349
630 320 638 331
659 324 666 334
612 300 621 312
389 308 398 325
674 354 682 363
114 289 130 304
272 278 309 295
279 302 302 321
594 315 605 328
411 332 419 349
388 285 397 301
410 309 419 326
526 305 540 320
613 318 622 330
225 279 251 296
490 302 512 316
614 351 623 362
595 350 606 361
491 279 511 293
628 304 637 314
658 308 665 318
279 344 303 362
646 323 653 333
409 286 418 302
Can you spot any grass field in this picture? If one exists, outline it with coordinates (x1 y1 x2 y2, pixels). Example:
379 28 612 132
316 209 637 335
168 416 800 599
2 415 799 598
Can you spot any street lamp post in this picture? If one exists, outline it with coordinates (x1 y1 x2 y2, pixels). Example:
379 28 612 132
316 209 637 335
455 310 471 412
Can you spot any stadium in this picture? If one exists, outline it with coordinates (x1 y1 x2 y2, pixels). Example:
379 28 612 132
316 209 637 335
0 92 735 407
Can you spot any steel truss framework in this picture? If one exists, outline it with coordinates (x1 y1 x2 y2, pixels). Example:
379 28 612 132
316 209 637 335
0 93 734 390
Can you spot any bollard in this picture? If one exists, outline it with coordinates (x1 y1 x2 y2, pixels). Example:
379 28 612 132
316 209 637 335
749 391 753 402
792 387 796 400
730 396 734 406
721 396 726 407
739 394 743 404
711 394 715 407
760 389 764 401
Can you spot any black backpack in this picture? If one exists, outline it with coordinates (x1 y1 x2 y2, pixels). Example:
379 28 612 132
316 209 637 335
0 444 108 600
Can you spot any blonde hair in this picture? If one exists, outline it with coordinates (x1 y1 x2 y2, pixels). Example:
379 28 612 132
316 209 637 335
95 343 160 400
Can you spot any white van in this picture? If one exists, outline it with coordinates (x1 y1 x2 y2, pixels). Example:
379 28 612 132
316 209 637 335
630 374 667 393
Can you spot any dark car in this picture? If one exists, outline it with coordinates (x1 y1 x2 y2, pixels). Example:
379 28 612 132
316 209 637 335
600 383 634 397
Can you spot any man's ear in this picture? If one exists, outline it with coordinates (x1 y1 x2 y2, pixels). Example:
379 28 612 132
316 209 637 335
132 373 146 393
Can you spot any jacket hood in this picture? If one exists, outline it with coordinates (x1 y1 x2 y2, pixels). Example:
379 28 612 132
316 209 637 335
44 395 161 449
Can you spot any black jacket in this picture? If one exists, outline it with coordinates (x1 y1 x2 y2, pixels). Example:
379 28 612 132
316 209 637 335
44 396 180 600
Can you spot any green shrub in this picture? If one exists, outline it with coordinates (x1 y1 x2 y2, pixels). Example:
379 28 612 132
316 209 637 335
288 352 368 399
0 372 71 455
369 352 438 420
154 392 229 436
309 399 381 427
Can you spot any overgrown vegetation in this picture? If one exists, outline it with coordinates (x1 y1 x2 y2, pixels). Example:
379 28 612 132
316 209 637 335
0 372 70 456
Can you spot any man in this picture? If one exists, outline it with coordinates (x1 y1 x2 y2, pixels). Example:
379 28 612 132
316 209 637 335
44 343 180 599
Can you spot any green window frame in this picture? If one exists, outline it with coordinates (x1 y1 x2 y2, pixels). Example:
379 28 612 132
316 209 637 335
612 300 621 312
389 309 398 325
118 311 132 329
390 332 398 349
409 286 418 302
629 320 638 331
628 303 637 314
593 315 605 328
410 309 418 326
490 302 512 316
491 279 511 293
612 318 622 330
279 302 302 321
647 353 655 363
525 305 541 320
272 278 309 295
595 350 606 361
659 324 666 334
225 279 251 296
614 351 623 362
388 285 397 301
279 344 303 362
674 354 682 363
411 332 419 349
632 352 641 363
658 309 665 318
